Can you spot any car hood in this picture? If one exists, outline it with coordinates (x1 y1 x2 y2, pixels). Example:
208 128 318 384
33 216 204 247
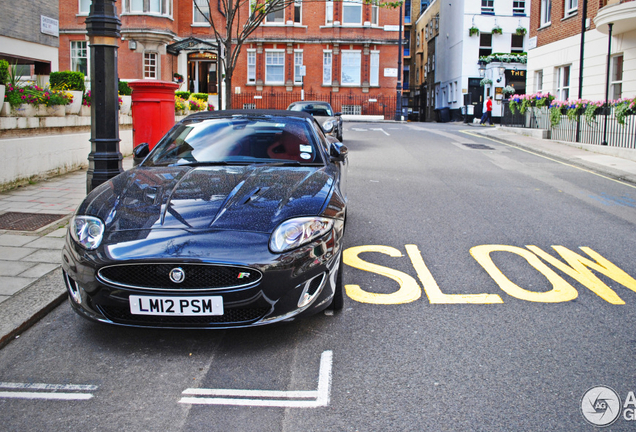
81 165 334 233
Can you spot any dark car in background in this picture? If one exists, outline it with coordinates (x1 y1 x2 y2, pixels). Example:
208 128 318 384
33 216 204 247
287 101 343 142
62 110 348 329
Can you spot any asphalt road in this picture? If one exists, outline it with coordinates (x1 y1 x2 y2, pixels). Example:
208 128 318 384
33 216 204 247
1 123 636 431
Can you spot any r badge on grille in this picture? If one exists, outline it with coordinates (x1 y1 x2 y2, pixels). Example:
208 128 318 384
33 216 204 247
169 267 185 283
237 272 251 279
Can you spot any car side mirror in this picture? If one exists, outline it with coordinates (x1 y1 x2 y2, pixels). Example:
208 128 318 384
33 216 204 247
133 142 150 166
330 142 348 162
334 112 342 117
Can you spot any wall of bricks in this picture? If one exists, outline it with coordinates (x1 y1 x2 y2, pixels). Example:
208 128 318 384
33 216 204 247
57 0 399 99
530 0 601 48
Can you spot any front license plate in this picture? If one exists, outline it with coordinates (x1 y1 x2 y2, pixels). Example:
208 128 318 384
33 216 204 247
129 295 224 316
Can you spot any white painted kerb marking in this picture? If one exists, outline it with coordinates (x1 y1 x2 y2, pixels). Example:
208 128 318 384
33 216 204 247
0 382 97 401
180 350 333 408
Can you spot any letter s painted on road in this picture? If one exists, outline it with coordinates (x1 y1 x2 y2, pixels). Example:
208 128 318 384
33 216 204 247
343 245 421 305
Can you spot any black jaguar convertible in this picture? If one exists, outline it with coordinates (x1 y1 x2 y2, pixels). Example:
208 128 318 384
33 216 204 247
61 110 348 328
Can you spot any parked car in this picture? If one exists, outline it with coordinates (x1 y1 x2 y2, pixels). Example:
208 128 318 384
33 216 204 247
287 101 343 142
62 110 348 329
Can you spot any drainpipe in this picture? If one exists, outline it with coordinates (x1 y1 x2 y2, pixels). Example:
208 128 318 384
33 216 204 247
575 0 588 143
602 22 613 146
395 3 403 121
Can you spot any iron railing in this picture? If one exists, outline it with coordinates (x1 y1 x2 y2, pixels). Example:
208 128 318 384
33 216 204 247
501 101 636 149
231 92 397 120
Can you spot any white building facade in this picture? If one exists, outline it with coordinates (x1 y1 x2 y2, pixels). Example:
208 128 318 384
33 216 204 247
526 0 636 103
436 0 530 121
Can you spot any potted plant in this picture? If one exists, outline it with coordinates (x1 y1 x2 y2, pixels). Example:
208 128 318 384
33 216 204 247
0 59 8 116
480 78 492 87
175 95 187 116
49 71 85 114
80 90 91 116
7 83 42 117
469 26 480 37
516 27 527 36
175 90 191 100
492 26 503 35
38 89 71 117
173 72 184 83
118 81 133 115
502 85 515 98
188 98 205 112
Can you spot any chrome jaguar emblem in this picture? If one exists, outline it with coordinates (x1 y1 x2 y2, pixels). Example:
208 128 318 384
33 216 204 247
169 267 185 283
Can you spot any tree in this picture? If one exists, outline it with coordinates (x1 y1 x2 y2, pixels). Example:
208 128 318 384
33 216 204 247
195 0 296 109
195 0 402 109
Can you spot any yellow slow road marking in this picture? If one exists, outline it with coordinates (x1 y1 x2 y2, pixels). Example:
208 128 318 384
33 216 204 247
344 244 636 305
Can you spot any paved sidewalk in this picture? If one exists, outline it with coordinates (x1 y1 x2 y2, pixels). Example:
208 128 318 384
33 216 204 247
0 127 635 349
0 158 133 348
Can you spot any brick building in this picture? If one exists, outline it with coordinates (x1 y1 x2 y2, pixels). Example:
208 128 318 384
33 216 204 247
58 0 401 112
527 0 636 101
0 0 59 84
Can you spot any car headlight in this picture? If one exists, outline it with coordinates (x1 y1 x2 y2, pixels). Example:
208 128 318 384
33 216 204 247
70 216 105 250
270 217 334 253
322 120 335 133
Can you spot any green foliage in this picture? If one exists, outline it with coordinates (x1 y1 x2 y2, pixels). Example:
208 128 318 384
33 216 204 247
118 81 132 96
4 84 44 107
469 27 480 37
188 98 204 111
191 93 209 102
550 106 562 127
615 103 631 125
0 60 9 86
175 91 191 100
492 26 502 35
516 27 527 36
41 89 73 107
8 63 22 87
50 71 85 91
479 78 492 87
175 96 187 112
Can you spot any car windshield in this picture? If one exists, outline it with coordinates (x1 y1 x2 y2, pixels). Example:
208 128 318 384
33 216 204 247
144 115 324 167
290 104 334 117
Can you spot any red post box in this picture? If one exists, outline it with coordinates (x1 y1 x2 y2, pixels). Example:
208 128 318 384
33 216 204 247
128 80 179 150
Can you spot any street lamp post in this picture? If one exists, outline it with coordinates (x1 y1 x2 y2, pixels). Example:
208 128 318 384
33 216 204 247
395 3 403 121
85 0 123 193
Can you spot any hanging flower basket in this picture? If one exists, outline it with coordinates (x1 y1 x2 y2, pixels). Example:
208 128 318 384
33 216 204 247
469 27 480 37
480 78 492 87
516 27 527 36
492 26 503 35
502 86 515 97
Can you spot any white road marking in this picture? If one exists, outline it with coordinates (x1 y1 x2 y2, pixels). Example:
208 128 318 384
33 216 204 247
351 127 368 131
0 382 98 391
0 382 97 401
0 391 94 400
370 128 390 136
180 350 333 408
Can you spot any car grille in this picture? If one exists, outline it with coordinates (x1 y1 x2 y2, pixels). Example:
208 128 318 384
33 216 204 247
98 305 270 326
97 264 262 291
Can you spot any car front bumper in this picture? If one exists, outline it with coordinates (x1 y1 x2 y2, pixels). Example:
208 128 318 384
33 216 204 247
61 224 344 329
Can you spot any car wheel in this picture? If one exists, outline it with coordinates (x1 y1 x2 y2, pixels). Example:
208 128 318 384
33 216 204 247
337 132 343 142
329 254 344 311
